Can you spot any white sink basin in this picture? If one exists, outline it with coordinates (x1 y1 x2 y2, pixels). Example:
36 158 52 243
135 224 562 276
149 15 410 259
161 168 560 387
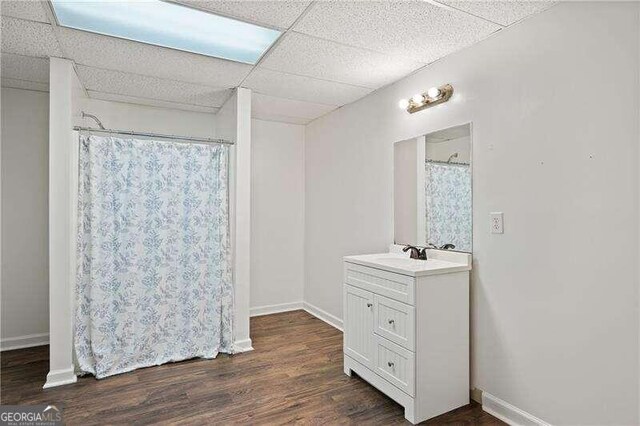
344 252 471 277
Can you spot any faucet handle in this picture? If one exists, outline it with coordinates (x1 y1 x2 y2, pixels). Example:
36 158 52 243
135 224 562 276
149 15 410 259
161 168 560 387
403 245 427 260
402 245 420 259
418 247 428 260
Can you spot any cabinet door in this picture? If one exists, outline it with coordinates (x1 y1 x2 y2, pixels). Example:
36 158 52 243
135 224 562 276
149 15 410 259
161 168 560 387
344 285 375 368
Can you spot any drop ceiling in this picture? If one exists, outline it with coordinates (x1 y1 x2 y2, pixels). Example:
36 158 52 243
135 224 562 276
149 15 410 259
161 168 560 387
1 0 555 125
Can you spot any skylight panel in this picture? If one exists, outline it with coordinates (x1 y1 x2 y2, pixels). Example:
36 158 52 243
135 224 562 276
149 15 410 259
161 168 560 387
50 0 281 65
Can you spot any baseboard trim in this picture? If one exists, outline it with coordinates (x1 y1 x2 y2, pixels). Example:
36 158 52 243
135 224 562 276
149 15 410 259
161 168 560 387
43 366 77 389
482 392 551 426
234 338 254 353
302 302 343 331
1 333 49 351
250 301 303 317
471 388 483 404
249 301 343 332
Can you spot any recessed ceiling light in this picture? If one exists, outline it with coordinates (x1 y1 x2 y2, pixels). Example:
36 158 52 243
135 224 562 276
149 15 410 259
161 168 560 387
50 0 282 65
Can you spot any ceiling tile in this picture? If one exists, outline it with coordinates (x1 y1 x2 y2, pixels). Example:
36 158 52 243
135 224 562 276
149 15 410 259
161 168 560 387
2 78 49 92
1 53 49 83
1 16 62 57
244 68 372 107
293 1 500 64
76 66 231 108
86 91 219 114
252 92 336 124
56 27 251 88
0 1 51 23
174 0 311 29
260 32 423 89
440 1 556 26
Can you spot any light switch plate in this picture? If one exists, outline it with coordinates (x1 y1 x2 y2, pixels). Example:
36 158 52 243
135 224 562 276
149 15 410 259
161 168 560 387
490 212 504 234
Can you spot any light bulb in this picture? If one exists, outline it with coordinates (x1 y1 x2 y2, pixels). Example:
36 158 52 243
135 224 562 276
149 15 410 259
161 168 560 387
411 94 424 104
427 87 440 99
398 99 410 109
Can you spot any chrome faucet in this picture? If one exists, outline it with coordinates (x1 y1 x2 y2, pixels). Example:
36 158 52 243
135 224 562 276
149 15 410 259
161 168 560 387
402 245 427 260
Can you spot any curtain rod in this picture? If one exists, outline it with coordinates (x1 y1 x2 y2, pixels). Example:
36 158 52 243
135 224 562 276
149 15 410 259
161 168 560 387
73 126 234 145
426 159 470 166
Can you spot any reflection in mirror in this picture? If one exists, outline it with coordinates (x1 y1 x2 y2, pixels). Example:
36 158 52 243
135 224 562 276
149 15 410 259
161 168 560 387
425 124 471 252
393 123 472 253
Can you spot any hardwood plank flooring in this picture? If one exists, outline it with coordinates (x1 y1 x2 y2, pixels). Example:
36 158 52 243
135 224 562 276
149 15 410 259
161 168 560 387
1 310 504 425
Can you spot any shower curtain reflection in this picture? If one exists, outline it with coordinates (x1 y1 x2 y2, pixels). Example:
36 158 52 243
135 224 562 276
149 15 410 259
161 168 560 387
425 161 472 253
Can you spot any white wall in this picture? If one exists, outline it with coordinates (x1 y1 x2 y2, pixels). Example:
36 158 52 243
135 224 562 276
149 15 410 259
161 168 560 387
304 2 639 424
1 88 49 349
426 135 471 164
250 119 304 313
394 138 419 246
74 98 216 138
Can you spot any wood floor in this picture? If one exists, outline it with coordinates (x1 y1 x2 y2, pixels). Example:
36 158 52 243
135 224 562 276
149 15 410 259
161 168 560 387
1 310 504 425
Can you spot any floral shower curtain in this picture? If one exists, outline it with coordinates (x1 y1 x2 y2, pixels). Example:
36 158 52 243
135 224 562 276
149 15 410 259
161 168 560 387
74 134 233 378
425 161 472 253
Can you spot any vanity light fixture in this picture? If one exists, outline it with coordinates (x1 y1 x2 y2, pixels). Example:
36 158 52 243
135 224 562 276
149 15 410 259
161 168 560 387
398 83 454 114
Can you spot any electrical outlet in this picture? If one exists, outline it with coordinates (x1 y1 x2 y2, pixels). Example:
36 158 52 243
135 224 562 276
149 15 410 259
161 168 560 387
490 212 504 234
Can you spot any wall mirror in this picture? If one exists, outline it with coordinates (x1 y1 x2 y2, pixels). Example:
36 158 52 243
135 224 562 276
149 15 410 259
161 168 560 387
393 123 472 253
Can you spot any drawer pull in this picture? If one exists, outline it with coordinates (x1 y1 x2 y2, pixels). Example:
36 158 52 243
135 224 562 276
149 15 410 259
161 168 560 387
387 319 395 325
367 303 373 308
387 361 394 368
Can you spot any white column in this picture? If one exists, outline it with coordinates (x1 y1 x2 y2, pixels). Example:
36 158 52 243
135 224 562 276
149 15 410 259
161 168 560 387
44 58 77 388
233 87 252 351
217 87 253 352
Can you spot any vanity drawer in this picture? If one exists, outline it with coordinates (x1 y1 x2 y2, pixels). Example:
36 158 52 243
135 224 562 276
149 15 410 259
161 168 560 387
374 335 415 397
374 295 415 351
344 262 415 305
